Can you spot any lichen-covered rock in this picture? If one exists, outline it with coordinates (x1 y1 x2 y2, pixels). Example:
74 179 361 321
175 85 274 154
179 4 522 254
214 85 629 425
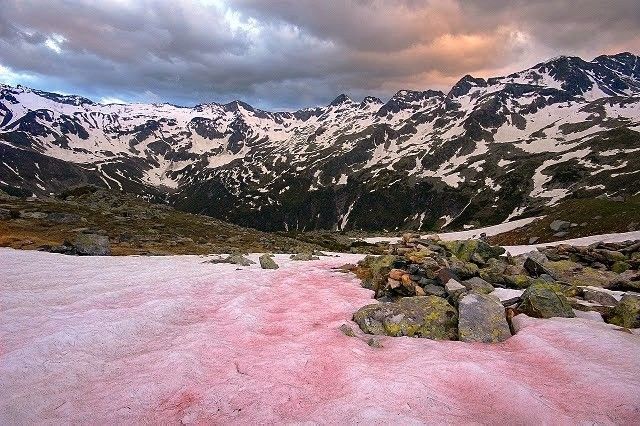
462 277 494 294
524 256 553 278
449 258 480 280
356 255 398 292
517 283 575 319
458 293 511 343
479 258 509 286
404 248 432 263
339 324 356 337
227 254 255 266
352 296 458 340
442 240 505 263
259 254 279 269
605 295 640 328
502 274 531 289
73 233 111 256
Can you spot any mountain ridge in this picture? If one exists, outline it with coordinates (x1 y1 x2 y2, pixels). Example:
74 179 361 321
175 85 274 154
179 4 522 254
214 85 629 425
1 52 640 232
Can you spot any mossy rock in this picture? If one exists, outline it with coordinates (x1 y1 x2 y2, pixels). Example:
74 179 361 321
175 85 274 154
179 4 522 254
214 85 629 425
611 261 631 274
450 257 480 279
517 282 576 319
462 277 494 294
605 295 640 328
259 254 279 269
352 296 458 340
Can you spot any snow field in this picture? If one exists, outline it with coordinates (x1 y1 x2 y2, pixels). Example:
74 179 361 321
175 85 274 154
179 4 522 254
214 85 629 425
1 249 639 423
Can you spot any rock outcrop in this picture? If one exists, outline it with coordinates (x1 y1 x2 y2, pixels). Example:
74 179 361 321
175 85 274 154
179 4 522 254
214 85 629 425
353 296 458 340
350 234 640 342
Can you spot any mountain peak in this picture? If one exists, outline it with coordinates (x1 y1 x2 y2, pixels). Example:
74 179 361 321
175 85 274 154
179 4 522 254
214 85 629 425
447 75 487 98
329 94 352 106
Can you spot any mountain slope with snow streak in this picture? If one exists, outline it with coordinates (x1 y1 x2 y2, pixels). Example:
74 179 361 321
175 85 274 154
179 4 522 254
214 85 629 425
1 52 640 231
1 248 639 423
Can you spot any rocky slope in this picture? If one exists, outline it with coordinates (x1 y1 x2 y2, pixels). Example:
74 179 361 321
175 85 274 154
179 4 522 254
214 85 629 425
0 187 339 255
1 52 639 231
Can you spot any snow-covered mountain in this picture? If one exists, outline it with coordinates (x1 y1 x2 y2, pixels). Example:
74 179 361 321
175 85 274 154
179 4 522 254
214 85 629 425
1 52 640 231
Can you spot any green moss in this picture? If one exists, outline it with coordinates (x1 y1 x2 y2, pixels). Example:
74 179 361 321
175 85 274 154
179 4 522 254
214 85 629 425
606 295 640 328
612 261 631 274
504 274 531 289
517 282 575 319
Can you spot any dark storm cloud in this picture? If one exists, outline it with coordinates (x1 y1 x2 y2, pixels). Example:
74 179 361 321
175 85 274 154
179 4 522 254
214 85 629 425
0 0 638 109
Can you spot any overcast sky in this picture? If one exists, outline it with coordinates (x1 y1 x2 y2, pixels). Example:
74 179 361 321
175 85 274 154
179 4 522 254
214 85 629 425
0 0 638 110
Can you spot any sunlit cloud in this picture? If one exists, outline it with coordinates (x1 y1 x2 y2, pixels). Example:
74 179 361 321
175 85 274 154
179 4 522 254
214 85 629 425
0 0 637 109
44 34 66 54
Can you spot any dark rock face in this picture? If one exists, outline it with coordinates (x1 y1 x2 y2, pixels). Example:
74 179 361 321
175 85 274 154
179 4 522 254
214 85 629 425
2 53 640 233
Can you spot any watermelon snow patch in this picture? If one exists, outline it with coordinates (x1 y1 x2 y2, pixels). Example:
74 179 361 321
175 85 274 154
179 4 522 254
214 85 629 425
1 248 639 423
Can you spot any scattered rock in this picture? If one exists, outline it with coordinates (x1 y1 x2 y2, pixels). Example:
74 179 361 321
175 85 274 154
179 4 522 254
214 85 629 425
73 233 111 256
351 236 640 343
444 279 466 299
367 338 383 348
352 296 458 340
550 220 571 232
458 293 511 343
259 254 279 269
517 283 575 319
339 324 356 337
290 252 320 261
46 212 81 224
19 211 47 219
528 237 540 244
205 254 255 266
0 208 11 219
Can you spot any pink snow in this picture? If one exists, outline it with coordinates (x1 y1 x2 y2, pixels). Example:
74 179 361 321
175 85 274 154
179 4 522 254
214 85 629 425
1 248 639 424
